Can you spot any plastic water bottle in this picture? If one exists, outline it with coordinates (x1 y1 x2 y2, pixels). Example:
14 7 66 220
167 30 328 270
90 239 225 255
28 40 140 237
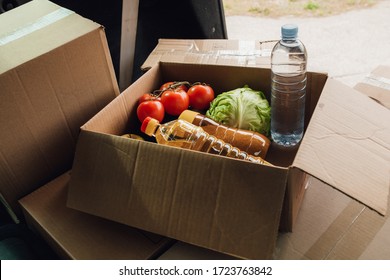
141 117 273 166
270 24 307 147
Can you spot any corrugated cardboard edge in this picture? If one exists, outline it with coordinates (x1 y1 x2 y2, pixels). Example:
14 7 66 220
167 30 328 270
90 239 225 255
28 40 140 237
279 168 309 232
98 26 121 98
80 64 161 135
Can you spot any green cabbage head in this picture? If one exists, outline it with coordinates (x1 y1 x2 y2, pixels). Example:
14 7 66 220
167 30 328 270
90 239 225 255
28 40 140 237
206 85 270 136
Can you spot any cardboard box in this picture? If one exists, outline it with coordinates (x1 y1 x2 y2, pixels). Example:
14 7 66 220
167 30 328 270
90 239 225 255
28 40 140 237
66 61 389 259
19 171 173 259
141 38 277 71
0 0 118 220
1 0 172 259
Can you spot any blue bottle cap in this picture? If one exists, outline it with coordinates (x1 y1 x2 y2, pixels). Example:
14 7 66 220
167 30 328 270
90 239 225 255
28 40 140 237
281 24 298 39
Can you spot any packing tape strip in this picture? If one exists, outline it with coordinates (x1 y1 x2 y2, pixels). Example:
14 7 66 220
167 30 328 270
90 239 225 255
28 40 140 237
304 199 388 259
362 74 390 91
0 7 74 46
304 200 365 259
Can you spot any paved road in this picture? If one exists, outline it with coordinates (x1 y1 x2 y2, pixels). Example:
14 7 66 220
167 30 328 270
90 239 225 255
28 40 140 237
225 0 390 87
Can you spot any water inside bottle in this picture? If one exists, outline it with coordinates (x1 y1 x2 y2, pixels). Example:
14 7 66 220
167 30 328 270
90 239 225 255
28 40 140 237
271 75 306 146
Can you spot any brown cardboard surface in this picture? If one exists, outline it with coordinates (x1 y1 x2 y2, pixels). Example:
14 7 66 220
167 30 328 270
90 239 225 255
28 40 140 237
158 176 390 260
67 62 329 259
141 39 277 71
68 131 288 260
274 175 390 260
294 78 390 215
354 65 390 109
0 1 97 74
0 0 119 220
19 172 173 260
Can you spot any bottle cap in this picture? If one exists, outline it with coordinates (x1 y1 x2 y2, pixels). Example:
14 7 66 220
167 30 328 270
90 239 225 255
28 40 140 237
281 24 298 39
141 117 160 136
178 109 198 123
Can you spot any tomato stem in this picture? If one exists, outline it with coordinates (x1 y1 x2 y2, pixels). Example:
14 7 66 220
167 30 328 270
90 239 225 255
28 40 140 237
153 81 210 97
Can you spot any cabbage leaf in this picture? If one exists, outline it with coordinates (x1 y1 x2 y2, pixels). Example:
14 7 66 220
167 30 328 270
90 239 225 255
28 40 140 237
206 85 270 136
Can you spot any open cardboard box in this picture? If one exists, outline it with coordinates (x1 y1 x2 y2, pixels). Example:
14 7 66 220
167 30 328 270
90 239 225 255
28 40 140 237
0 0 172 259
67 61 390 259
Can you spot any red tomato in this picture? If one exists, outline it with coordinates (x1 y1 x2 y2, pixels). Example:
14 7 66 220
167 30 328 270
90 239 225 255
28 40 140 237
160 89 189 116
137 100 165 123
187 84 215 110
138 93 160 104
160 81 188 92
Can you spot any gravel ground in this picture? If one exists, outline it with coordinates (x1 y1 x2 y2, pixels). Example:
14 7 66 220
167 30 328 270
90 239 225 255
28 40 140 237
225 0 390 86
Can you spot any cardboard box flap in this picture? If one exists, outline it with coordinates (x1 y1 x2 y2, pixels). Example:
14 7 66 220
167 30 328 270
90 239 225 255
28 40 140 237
141 39 276 71
354 65 390 109
294 78 390 215
0 0 100 75
68 129 289 259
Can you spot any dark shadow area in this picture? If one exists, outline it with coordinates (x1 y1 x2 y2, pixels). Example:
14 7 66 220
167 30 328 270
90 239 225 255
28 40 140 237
50 0 227 83
0 223 59 259
132 0 227 81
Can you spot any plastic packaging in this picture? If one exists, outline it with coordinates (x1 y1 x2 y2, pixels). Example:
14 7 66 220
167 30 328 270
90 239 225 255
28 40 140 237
141 117 272 166
179 110 270 159
270 24 307 147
